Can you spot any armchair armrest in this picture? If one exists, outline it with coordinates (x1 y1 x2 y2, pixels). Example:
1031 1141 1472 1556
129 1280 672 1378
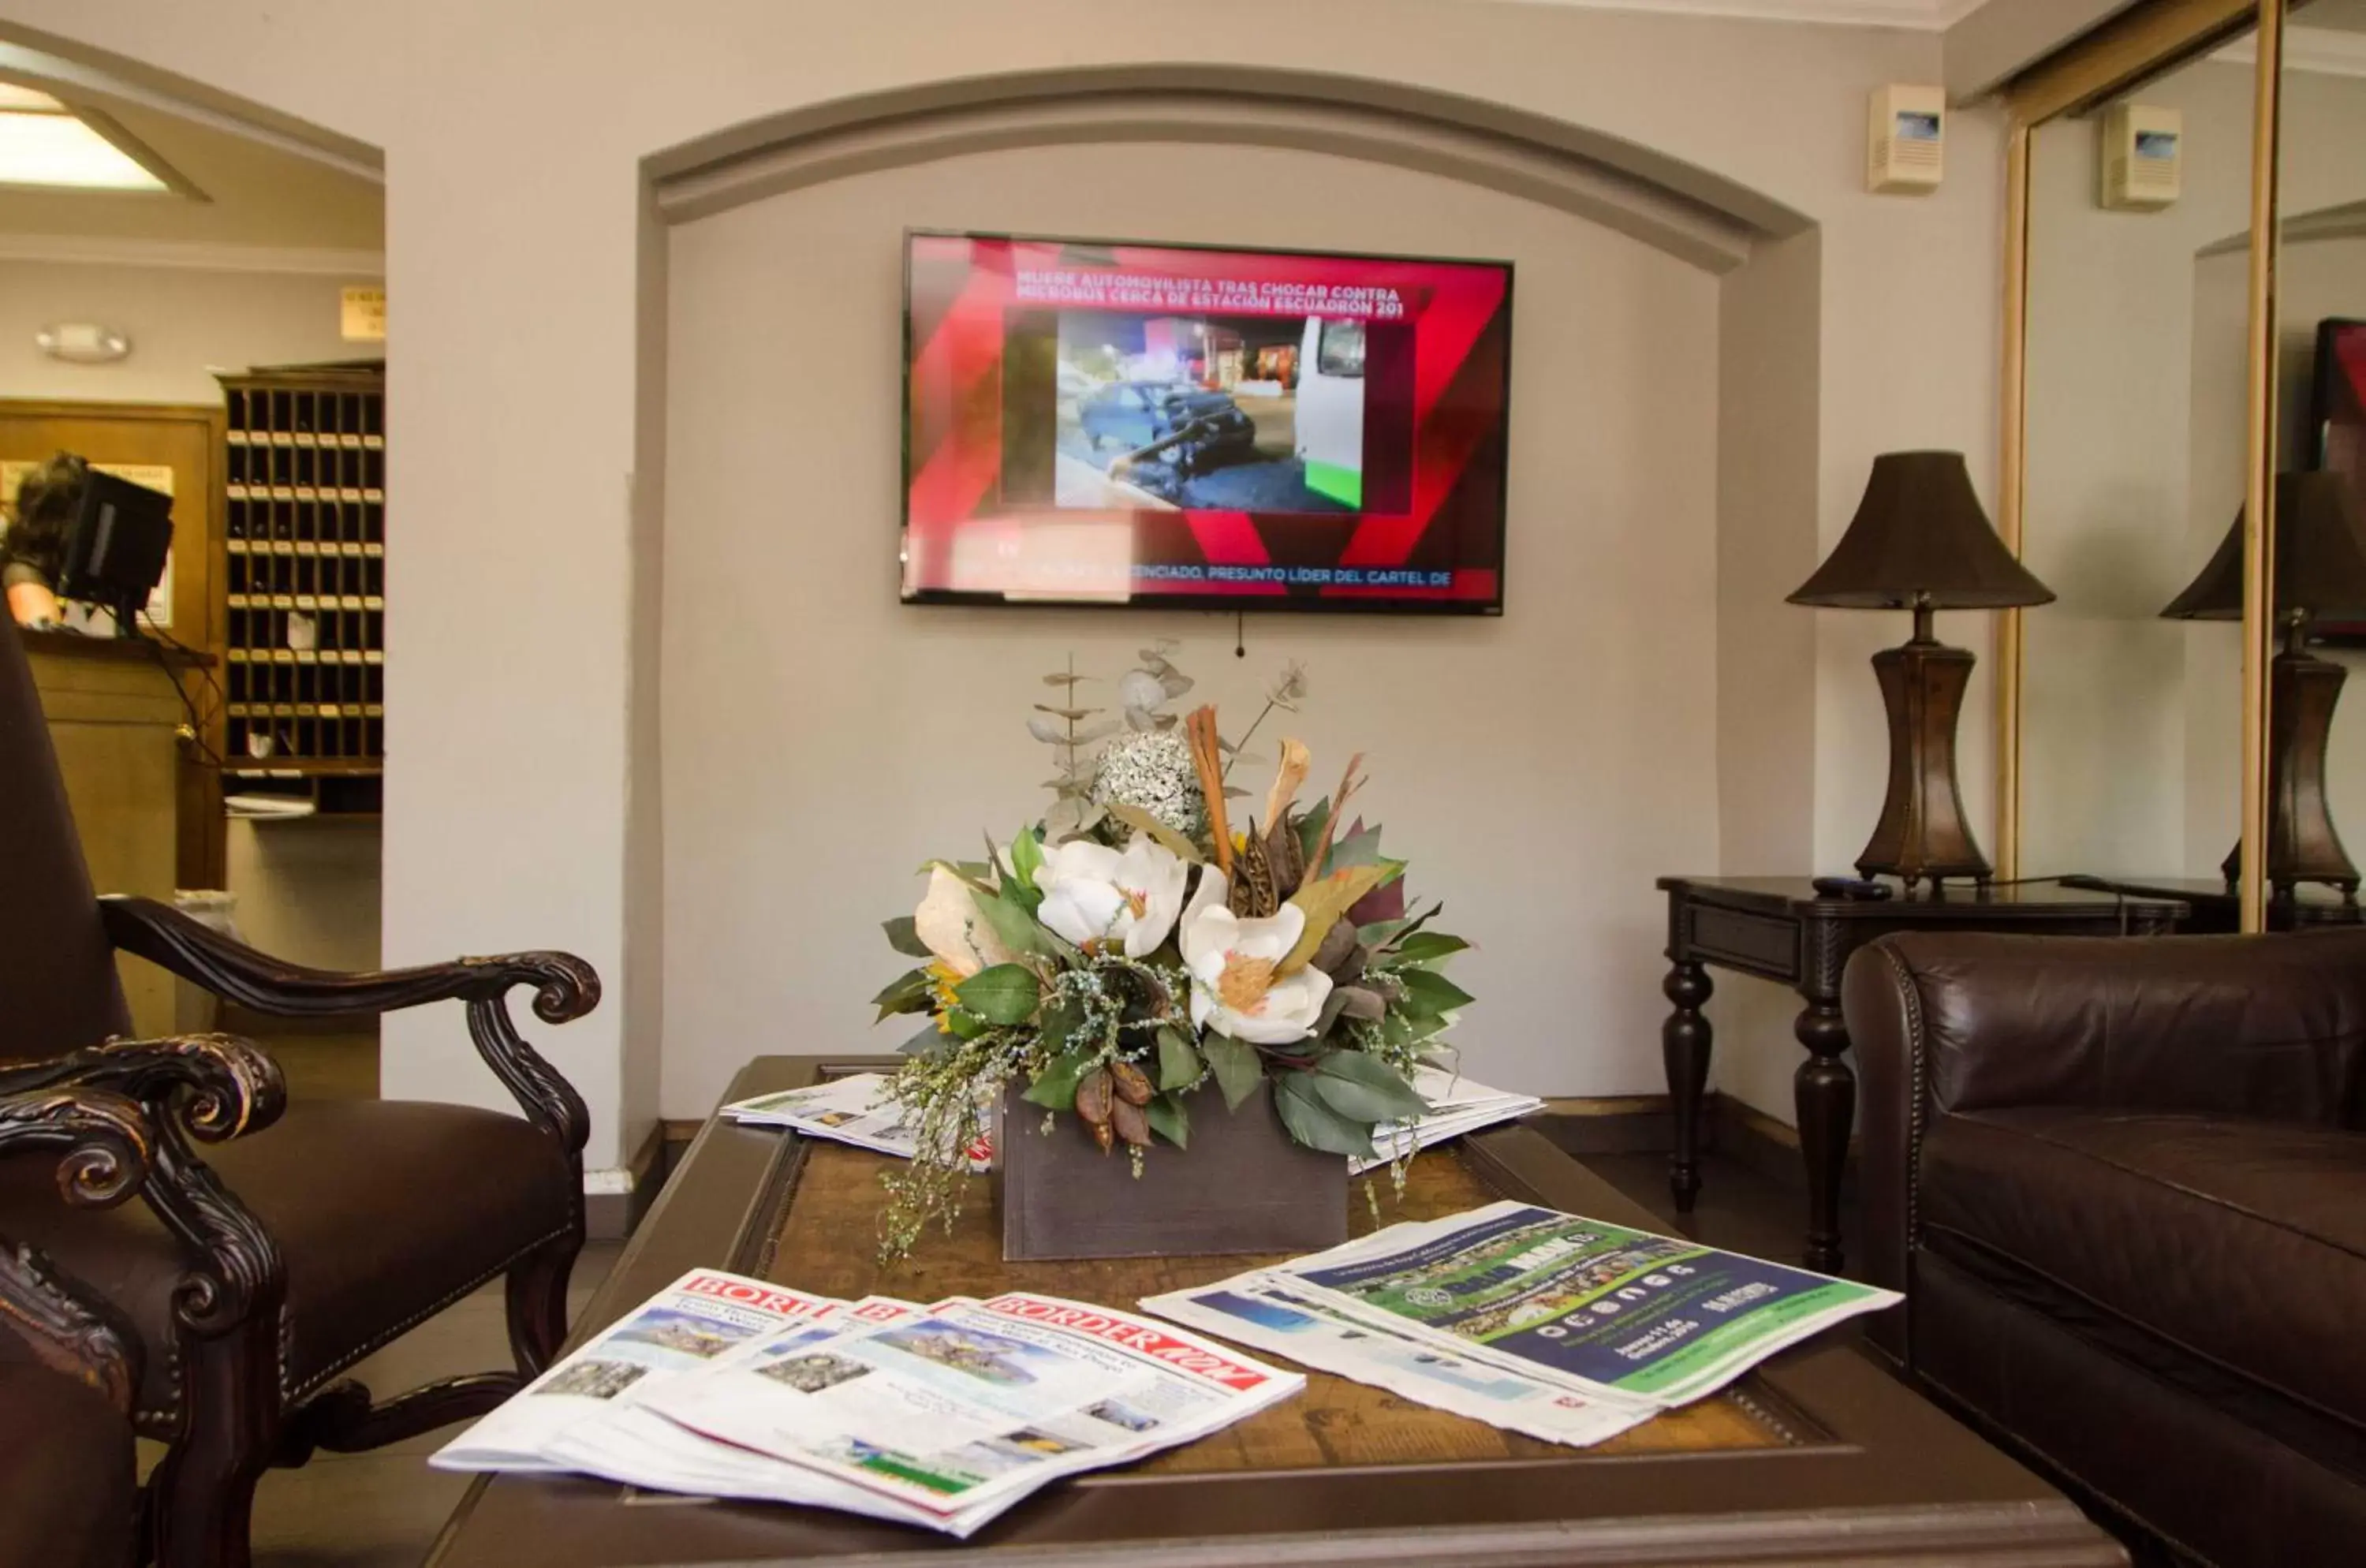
0 1087 153 1410
99 896 595 1158
99 896 598 1025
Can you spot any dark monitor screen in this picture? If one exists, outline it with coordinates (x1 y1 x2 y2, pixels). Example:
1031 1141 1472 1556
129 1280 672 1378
57 469 173 623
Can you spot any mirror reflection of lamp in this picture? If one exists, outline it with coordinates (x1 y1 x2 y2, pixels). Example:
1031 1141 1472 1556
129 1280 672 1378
2162 471 2366 902
1788 451 2058 892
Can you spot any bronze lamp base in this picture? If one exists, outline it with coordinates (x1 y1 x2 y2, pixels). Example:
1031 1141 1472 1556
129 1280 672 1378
1857 603 1990 893
2221 620 2360 902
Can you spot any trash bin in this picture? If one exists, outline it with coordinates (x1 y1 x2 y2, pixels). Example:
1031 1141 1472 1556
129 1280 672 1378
171 890 240 1035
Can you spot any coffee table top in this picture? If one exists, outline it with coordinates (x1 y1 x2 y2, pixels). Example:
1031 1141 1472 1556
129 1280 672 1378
427 1056 2124 1567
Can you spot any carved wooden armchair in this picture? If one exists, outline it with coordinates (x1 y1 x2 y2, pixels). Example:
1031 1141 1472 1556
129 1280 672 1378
0 1085 155 1568
0 614 596 1568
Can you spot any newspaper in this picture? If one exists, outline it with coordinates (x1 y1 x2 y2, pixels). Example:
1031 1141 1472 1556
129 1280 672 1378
722 1071 992 1170
430 1270 845 1474
1349 1066 1544 1174
1141 1272 1651 1447
1267 1200 1901 1408
638 1291 1303 1526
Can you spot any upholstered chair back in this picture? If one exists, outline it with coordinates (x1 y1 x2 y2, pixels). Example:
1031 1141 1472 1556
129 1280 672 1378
0 617 133 1059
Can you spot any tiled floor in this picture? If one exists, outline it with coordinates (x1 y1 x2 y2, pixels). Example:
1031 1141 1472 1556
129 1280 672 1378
144 1143 1824 1567
136 1241 621 1568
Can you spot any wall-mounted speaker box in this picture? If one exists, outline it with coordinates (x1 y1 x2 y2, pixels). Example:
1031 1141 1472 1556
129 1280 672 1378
1867 84 1945 195
2099 103 2181 211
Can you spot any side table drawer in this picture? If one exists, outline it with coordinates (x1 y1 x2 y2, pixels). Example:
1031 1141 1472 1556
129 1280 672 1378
1681 904 1799 983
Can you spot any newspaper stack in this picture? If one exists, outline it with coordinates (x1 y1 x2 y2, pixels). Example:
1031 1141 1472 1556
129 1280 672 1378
722 1072 992 1170
1349 1066 1544 1174
1144 1201 1901 1447
433 1269 1302 1537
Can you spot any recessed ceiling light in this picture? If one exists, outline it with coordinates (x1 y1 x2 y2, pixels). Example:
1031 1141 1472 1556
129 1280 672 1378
0 83 170 191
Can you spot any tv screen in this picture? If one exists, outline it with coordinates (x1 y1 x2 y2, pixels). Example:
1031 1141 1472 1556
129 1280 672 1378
2312 318 2366 510
901 230 1512 613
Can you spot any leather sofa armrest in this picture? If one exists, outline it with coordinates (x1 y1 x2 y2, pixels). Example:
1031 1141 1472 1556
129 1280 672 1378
0 1088 153 1412
100 896 594 1156
1849 928 2366 1125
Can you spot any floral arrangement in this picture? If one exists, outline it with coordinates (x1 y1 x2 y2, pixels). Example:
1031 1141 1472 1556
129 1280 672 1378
873 646 1472 1258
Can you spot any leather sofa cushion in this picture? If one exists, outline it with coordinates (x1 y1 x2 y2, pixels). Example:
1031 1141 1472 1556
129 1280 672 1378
0 1099 573 1422
1920 1108 2366 1455
0 1358 135 1568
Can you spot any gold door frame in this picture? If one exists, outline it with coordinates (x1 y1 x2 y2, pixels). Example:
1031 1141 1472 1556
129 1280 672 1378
1993 0 2286 931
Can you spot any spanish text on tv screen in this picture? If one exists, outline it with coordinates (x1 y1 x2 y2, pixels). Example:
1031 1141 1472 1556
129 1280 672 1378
901 231 1512 614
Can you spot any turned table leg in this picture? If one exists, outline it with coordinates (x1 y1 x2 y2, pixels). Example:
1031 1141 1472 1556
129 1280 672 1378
1662 959 1713 1214
1793 996 1853 1274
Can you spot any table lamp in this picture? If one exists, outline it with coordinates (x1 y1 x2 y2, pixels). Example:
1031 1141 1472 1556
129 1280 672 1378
1789 451 2055 890
2162 470 2366 900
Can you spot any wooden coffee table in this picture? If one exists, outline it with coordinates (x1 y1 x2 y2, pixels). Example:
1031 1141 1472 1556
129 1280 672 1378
426 1056 2124 1566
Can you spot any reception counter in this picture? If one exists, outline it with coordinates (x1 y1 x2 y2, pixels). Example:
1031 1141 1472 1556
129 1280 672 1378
24 630 203 1039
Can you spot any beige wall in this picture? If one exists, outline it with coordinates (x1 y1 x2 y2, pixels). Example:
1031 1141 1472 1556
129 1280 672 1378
661 140 1720 1114
0 0 2012 1159
0 258 360 405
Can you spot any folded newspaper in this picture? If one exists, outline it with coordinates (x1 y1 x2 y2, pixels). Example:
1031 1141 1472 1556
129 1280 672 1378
722 1071 992 1170
1143 1200 1900 1442
1351 1066 1544 1174
433 1269 1302 1537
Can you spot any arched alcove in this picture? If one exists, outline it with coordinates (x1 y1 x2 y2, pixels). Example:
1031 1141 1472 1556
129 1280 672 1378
640 72 1825 1116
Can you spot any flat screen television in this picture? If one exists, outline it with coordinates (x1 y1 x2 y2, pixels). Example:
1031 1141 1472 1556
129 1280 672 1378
901 230 1513 614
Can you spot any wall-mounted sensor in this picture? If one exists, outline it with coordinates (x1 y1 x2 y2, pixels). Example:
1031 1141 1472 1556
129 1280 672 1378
2100 103 2181 211
1868 84 1945 194
36 323 131 364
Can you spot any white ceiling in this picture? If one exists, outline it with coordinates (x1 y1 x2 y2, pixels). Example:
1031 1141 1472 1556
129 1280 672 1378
0 76 381 263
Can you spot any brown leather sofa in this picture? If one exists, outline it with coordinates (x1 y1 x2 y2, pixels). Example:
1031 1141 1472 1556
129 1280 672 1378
1846 929 2366 1568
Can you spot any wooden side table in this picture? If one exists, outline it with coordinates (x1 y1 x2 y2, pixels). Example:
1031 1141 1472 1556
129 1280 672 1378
1656 877 2185 1273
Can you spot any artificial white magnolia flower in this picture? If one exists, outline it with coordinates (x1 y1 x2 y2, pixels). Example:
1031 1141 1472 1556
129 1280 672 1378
1033 836 1188 958
1179 868 1334 1046
912 865 1015 979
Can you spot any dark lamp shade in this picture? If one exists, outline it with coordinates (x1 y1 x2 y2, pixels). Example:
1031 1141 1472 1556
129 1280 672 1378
1789 450 2057 610
2160 472 2366 621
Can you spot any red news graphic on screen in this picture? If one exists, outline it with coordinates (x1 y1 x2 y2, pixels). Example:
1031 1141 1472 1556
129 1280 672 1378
901 231 1513 613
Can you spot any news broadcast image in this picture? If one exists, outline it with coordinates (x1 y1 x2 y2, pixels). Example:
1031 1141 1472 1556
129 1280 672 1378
902 233 1512 612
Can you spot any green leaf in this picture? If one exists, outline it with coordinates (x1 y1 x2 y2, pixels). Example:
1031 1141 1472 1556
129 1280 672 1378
1392 931 1470 968
968 886 1046 957
955 963 1042 1026
1309 1050 1431 1123
1274 1073 1377 1158
871 967 934 1021
1038 997 1086 1051
1279 864 1392 974
898 1021 945 1055
1327 824 1390 873
883 916 932 959
944 1007 987 1040
1023 1052 1090 1110
1294 797 1331 864
1203 1032 1263 1111
1360 901 1442 953
1104 802 1204 864
1156 1025 1204 1092
1010 827 1045 896
1397 969 1476 1019
1146 1092 1189 1149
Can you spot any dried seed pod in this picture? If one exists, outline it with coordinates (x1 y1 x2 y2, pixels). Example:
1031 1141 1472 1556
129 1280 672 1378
1111 1097 1151 1148
1109 1060 1155 1107
1075 1066 1115 1127
1091 1116 1115 1155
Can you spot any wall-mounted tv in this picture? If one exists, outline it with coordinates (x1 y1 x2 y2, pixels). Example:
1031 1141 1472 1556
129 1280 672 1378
901 230 1512 614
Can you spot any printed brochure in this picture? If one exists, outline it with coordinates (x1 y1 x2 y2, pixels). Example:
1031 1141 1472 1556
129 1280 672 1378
722 1071 992 1170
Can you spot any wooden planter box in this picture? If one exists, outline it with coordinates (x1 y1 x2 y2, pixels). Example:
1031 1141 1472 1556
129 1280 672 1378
995 1080 1349 1261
